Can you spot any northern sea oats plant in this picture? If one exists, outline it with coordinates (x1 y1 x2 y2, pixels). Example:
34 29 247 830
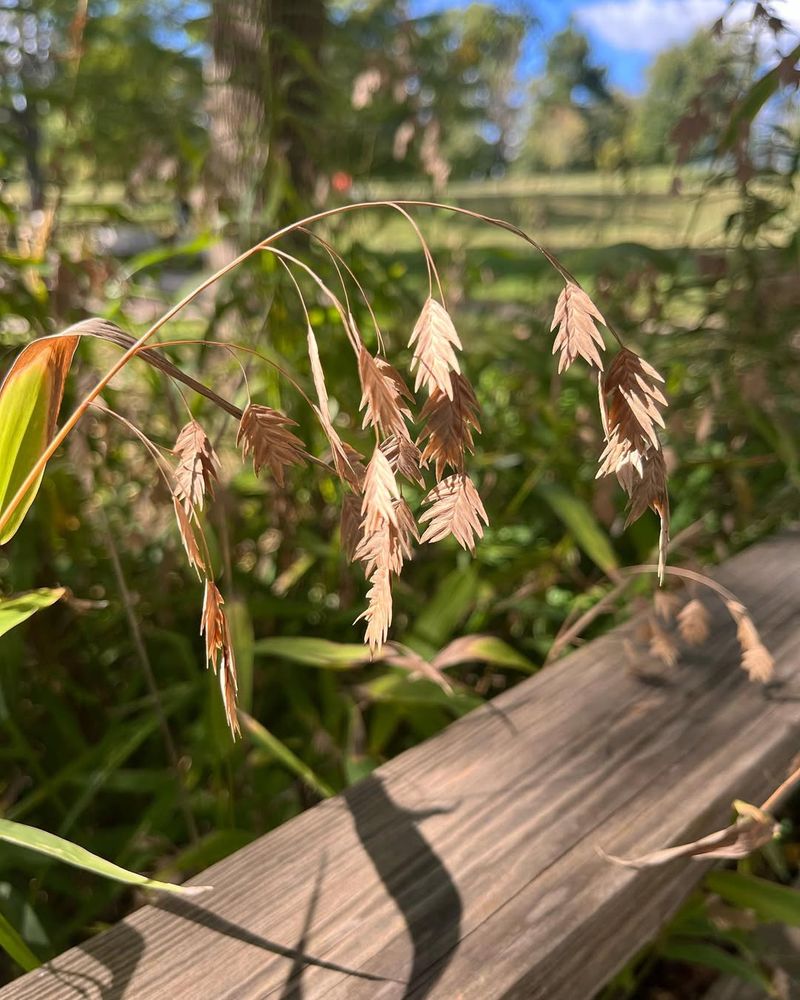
0 200 771 738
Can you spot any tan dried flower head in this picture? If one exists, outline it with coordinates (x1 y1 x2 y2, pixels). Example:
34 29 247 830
648 619 679 668
354 497 417 578
236 403 308 486
419 473 489 553
201 580 239 736
356 565 393 656
677 598 711 646
551 282 607 373
381 434 424 487
361 447 400 536
409 297 462 398
618 447 670 582
173 419 220 511
727 600 774 682
172 496 206 578
598 349 667 474
418 372 481 479
340 493 363 563
357 347 414 439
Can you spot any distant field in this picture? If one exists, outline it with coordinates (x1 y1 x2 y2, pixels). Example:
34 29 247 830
356 166 796 253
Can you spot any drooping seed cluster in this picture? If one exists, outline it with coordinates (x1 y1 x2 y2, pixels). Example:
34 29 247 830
550 280 670 582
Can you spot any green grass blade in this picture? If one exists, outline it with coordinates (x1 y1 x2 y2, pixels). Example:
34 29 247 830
0 908 40 973
0 819 210 895
239 710 336 799
0 589 65 639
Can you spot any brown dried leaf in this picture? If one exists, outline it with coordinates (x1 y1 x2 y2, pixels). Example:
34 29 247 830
358 347 414 439
419 473 488 553
677 598 711 646
551 282 607 373
173 420 220 512
172 496 206 578
409 297 462 398
361 447 400 536
602 800 778 869
418 373 481 479
236 404 308 487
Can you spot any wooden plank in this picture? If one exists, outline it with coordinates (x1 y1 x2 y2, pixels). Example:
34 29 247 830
3 534 800 1000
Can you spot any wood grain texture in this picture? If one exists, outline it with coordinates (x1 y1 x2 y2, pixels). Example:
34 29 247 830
3 534 800 1000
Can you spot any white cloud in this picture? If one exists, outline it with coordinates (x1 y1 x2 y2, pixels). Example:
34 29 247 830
575 0 800 55
574 0 726 54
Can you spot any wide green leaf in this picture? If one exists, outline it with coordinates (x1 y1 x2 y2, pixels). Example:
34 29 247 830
0 336 77 543
0 819 209 894
659 938 770 990
706 871 800 926
537 483 619 575
0 589 65 639
252 636 371 668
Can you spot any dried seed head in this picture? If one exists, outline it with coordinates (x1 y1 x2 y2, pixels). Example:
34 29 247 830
551 282 606 373
677 598 711 646
201 580 239 736
236 404 308 486
618 447 670 583
172 496 206 578
419 473 488 553
726 600 775 683
418 372 481 479
356 566 393 656
354 497 418 578
648 619 679 668
598 349 667 478
361 447 400 536
381 434 425 487
173 420 220 511
340 493 363 563
409 297 462 398
357 347 414 439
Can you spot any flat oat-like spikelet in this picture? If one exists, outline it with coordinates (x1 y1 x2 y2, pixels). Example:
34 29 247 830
201 580 240 736
418 372 481 479
419 473 488 553
237 404 308 486
357 565 393 656
409 297 462 398
172 496 206 577
381 434 424 486
726 600 775 683
551 282 607 373
361 447 400 535
677 598 710 646
598 349 667 479
340 493 363 563
173 419 220 511
358 347 414 439
355 498 417 578
619 447 670 582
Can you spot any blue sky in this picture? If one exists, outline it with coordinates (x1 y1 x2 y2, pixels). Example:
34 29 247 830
411 0 800 94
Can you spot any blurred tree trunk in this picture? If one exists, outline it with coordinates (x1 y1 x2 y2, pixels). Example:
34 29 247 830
205 0 325 251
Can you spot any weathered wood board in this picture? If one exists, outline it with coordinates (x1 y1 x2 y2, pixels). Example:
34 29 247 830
3 534 800 1000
